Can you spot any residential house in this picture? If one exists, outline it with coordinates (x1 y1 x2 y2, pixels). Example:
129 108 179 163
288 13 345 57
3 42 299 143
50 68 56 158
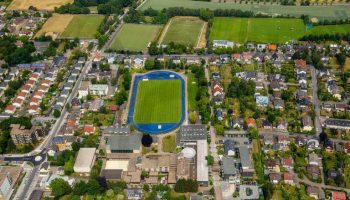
220 157 239 184
246 118 256 128
307 186 320 199
302 116 313 132
283 173 295 185
224 140 235 156
269 173 281 184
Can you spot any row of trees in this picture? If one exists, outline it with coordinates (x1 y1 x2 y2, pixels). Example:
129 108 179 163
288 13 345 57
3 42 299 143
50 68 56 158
300 33 350 42
55 0 134 14
189 64 211 124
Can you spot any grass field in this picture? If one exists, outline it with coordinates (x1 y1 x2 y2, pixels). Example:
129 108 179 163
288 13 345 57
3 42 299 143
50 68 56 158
210 17 305 43
35 14 74 38
139 0 350 20
308 24 350 35
160 17 205 46
110 24 161 51
7 0 72 10
162 135 177 152
134 80 182 124
61 15 104 39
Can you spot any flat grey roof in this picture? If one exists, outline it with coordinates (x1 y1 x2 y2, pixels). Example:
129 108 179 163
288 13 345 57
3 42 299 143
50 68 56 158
239 146 253 169
221 156 237 175
106 134 141 151
196 140 209 183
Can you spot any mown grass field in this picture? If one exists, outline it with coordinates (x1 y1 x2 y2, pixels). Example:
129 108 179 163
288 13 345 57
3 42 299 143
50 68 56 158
110 24 161 51
139 0 350 20
308 24 350 35
160 17 205 46
210 17 305 43
7 0 72 10
60 15 104 39
134 80 182 124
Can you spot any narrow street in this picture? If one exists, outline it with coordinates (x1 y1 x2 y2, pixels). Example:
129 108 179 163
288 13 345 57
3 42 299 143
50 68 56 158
310 66 322 136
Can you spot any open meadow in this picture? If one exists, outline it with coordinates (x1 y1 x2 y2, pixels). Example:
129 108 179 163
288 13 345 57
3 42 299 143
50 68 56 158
139 0 350 20
35 14 74 39
110 23 161 51
159 17 205 47
134 80 182 124
7 0 73 10
308 24 350 35
210 17 305 43
60 15 104 39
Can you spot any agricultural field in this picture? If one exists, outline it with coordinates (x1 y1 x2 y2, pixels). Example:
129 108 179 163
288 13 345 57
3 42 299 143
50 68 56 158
139 0 350 20
7 0 73 10
35 14 74 38
60 15 104 39
110 24 161 51
36 14 104 39
134 80 182 124
159 17 205 47
210 17 305 43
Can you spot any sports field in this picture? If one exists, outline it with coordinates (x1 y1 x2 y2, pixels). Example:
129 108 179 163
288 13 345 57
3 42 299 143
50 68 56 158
159 17 205 47
7 0 73 10
139 0 350 20
36 14 103 39
308 24 350 35
134 80 182 124
110 24 161 51
60 15 104 39
210 17 305 43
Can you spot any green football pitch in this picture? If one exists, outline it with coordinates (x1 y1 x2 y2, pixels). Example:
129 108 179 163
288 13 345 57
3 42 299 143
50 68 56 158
160 17 205 46
110 23 161 51
134 80 182 124
210 17 306 43
61 15 104 39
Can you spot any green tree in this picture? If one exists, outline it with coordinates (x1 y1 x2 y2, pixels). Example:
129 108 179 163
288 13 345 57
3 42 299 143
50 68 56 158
53 109 61 118
206 155 214 166
143 184 150 192
189 111 197 124
64 156 74 175
50 178 72 198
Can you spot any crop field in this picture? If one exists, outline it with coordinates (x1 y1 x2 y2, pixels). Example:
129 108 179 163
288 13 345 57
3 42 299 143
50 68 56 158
139 0 350 20
7 0 73 10
60 15 104 39
308 24 350 35
110 24 161 51
159 17 205 47
210 17 305 43
35 14 74 38
36 14 103 39
134 80 182 124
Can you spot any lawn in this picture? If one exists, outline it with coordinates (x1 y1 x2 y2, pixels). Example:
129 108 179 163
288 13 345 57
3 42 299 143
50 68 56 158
187 73 198 110
60 15 104 39
139 0 350 20
134 79 182 124
7 0 72 10
160 17 205 46
210 17 305 43
308 24 350 35
110 23 161 51
162 135 176 153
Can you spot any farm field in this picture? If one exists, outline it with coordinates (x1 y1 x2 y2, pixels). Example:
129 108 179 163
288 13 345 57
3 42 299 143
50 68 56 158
36 14 103 39
134 80 182 124
7 0 73 10
210 17 305 43
35 14 74 38
160 17 205 47
308 24 350 35
110 24 161 51
60 15 104 39
139 0 350 20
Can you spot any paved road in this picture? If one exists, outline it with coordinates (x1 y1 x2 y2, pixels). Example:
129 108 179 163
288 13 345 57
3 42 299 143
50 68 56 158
14 49 94 200
310 66 322 136
296 176 350 195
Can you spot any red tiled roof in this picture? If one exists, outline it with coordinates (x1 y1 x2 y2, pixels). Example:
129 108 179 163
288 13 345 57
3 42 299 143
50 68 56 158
332 191 346 200
283 173 294 181
84 125 95 133
282 158 293 166
246 118 256 126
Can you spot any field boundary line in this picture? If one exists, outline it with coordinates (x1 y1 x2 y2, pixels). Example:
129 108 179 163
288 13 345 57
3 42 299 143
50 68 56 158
196 21 207 48
158 17 173 44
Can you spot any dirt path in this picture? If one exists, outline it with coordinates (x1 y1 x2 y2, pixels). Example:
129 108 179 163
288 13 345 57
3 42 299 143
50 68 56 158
158 18 173 44
197 22 208 48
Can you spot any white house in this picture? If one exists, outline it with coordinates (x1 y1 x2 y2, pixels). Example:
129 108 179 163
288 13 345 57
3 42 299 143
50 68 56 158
89 84 108 96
